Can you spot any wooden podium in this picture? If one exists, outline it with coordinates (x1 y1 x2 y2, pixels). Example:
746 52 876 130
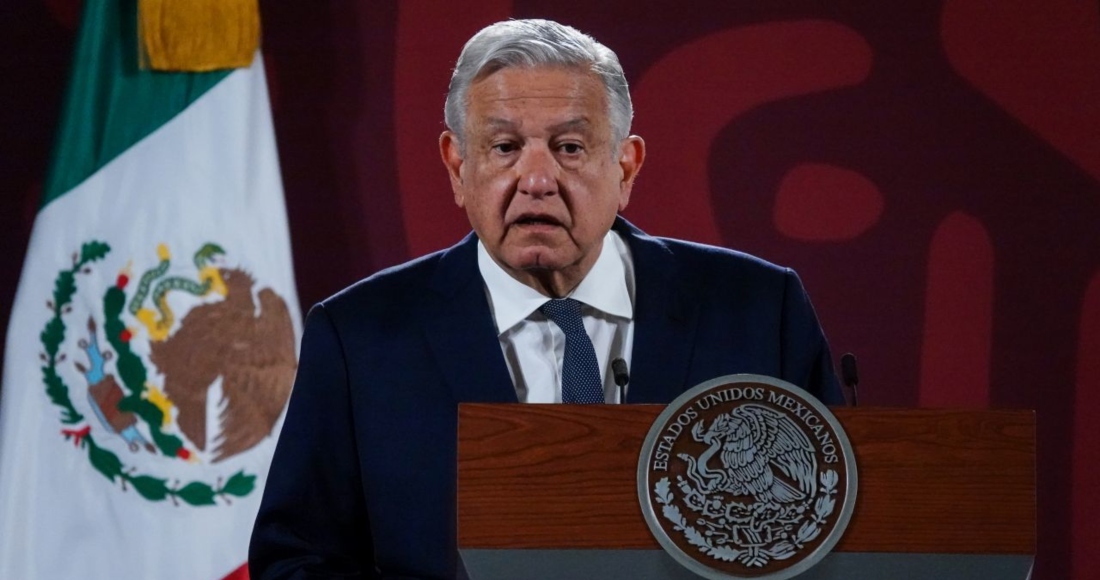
457 404 1035 579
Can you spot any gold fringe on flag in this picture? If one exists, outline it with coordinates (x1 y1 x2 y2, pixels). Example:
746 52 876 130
139 0 260 71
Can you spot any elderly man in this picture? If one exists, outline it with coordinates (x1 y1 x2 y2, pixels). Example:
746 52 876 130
250 19 842 580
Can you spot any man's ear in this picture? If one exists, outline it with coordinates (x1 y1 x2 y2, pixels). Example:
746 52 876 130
616 135 646 211
440 131 466 207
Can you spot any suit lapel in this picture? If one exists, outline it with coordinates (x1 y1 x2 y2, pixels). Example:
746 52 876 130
616 218 702 403
420 221 699 405
422 234 518 404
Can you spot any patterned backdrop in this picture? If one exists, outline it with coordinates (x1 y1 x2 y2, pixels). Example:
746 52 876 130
2 1 1097 578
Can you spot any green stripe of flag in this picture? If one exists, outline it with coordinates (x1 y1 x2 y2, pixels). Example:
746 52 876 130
42 0 230 209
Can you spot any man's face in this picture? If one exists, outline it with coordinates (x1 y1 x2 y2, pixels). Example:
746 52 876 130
440 66 644 296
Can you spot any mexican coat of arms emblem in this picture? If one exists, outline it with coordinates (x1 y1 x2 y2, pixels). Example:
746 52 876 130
37 241 297 506
638 374 857 579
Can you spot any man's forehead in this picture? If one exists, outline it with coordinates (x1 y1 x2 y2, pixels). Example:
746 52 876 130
465 67 608 132
473 63 597 87
468 67 603 104
480 116 595 133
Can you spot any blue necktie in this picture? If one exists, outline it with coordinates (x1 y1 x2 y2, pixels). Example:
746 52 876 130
539 298 605 404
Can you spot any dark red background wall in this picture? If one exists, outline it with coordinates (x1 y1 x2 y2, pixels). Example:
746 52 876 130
2 1 1097 578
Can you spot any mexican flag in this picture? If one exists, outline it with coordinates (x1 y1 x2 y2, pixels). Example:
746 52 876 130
0 2 300 579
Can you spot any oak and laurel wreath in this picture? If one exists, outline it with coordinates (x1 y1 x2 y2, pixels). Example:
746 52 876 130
39 241 255 506
654 470 838 567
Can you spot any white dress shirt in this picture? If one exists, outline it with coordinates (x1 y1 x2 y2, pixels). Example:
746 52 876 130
477 231 636 403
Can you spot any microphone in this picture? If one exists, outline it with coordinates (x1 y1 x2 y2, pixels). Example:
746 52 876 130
611 358 630 404
840 353 859 407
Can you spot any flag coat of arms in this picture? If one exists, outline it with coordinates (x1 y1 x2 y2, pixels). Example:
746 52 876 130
0 1 301 578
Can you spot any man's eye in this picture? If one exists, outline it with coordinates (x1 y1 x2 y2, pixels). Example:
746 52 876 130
558 143 583 155
492 142 518 154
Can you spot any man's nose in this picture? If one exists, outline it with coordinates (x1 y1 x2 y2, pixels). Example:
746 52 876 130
515 144 558 198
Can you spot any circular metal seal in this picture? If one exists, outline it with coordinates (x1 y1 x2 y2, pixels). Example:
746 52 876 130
637 375 858 579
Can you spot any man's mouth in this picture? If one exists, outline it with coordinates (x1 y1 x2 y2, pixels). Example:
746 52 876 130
512 214 563 227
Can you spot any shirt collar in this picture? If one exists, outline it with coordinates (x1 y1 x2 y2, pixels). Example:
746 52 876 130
477 230 635 335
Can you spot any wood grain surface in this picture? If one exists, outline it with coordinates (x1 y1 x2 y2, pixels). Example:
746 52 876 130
457 404 1035 554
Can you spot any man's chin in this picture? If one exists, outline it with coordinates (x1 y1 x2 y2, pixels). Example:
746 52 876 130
501 247 573 274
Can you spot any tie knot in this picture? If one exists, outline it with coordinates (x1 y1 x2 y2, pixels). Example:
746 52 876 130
539 298 584 329
539 299 589 336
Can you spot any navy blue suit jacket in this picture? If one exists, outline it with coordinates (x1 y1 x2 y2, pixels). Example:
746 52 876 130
250 218 842 579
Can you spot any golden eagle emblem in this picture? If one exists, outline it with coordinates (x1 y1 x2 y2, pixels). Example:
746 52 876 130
129 245 297 462
638 376 857 577
149 267 296 462
680 404 817 504
39 240 297 506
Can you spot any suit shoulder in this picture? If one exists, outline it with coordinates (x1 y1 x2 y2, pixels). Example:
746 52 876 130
653 236 792 282
319 250 446 316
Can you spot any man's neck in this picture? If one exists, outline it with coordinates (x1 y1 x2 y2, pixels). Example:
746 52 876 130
503 243 604 298
514 269 582 298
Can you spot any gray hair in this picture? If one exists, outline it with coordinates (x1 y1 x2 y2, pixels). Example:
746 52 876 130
444 19 633 150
